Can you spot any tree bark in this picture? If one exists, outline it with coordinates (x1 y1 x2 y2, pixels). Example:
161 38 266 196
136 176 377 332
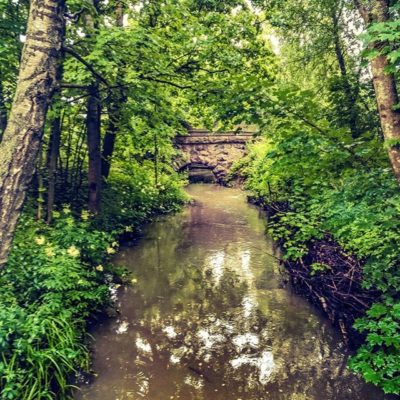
46 57 64 224
0 82 7 141
354 0 400 181
36 142 45 221
101 91 126 180
101 101 119 180
0 0 65 268
86 86 102 213
84 0 103 212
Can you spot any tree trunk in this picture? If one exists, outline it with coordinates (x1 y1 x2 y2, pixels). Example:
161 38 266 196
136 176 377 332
154 130 159 187
86 86 102 213
36 142 45 221
0 82 7 141
102 87 127 180
101 1 125 180
331 8 360 139
47 58 64 224
0 0 65 268
354 0 400 181
46 113 62 223
101 101 119 180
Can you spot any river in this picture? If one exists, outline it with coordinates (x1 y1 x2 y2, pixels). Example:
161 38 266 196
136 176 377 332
76 184 391 400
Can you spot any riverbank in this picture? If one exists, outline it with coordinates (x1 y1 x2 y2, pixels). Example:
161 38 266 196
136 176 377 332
249 196 379 345
242 161 400 395
0 178 186 400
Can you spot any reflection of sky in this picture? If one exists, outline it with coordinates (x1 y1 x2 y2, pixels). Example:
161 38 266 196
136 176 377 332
159 245 277 392
135 336 152 355
197 328 225 350
230 351 275 385
232 332 259 351
206 250 225 286
115 320 129 334
163 325 178 339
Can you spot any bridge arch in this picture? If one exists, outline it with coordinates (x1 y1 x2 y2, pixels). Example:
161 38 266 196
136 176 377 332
178 162 218 183
174 129 254 183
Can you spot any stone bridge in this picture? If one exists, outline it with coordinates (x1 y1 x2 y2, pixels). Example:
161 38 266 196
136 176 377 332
174 129 254 183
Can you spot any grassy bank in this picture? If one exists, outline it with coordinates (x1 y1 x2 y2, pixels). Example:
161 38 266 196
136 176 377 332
0 174 186 400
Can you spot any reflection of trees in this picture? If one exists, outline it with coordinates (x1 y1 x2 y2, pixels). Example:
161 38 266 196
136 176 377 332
79 186 388 400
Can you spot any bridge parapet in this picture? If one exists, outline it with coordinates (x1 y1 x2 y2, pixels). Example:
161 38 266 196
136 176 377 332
174 133 254 145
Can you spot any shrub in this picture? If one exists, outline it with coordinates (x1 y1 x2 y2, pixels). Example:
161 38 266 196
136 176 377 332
0 213 114 399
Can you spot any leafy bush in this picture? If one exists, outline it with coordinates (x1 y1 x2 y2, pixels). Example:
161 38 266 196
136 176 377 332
0 212 117 399
349 300 400 394
96 165 187 233
242 129 400 394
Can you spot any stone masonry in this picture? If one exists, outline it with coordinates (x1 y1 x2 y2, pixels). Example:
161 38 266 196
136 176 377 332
174 129 254 182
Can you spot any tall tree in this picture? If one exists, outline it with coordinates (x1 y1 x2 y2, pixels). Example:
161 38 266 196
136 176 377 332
101 0 126 181
251 0 374 139
354 0 400 181
85 0 103 213
330 4 360 138
86 85 102 213
46 108 63 224
0 0 65 268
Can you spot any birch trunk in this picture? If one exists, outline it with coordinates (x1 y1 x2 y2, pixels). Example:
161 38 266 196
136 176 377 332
355 0 400 181
0 0 65 268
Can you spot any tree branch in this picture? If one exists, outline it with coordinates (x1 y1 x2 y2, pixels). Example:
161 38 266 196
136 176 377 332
139 75 193 90
60 83 91 90
63 46 110 86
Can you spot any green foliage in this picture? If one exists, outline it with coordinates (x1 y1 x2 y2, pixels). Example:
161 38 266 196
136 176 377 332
350 300 400 394
222 1 400 391
364 18 400 75
0 212 114 399
2 0 399 396
0 165 186 399
2 1 269 397
0 0 27 111
97 165 187 232
310 262 331 276
0 167 186 399
235 3 400 387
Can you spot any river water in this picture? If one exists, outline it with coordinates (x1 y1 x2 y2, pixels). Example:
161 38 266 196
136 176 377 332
76 184 390 400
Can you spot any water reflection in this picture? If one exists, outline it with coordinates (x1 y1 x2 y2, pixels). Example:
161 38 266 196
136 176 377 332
76 184 392 400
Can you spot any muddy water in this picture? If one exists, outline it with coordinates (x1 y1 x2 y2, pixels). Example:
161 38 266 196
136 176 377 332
76 184 390 400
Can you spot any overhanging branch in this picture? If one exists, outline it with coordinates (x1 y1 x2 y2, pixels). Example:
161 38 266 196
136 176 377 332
139 75 193 90
63 46 110 86
60 83 91 90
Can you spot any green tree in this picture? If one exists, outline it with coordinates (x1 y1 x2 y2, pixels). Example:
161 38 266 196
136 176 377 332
0 0 65 268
